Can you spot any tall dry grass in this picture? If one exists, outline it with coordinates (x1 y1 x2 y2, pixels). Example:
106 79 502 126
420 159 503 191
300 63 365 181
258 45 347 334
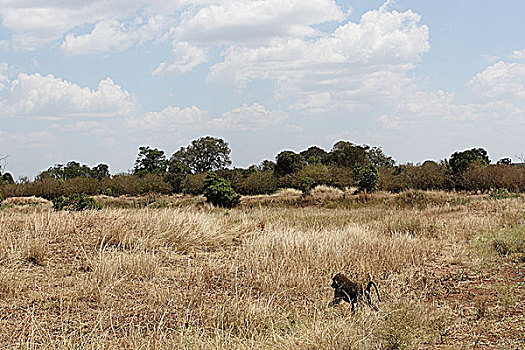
0 191 523 348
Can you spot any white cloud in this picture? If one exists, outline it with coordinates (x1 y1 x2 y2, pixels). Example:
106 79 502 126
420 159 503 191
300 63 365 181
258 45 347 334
510 49 525 60
153 42 208 76
0 0 186 50
0 73 136 118
0 62 9 90
61 16 168 55
467 61 525 99
208 103 288 131
127 105 206 130
176 0 345 45
208 5 429 112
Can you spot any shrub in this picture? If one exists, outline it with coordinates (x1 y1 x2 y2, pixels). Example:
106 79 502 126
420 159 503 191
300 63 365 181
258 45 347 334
52 194 102 211
236 171 279 195
298 176 315 195
202 172 240 208
489 188 520 200
354 164 379 192
182 173 207 195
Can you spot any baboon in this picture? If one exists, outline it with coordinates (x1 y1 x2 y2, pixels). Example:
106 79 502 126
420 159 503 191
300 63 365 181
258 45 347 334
328 273 381 312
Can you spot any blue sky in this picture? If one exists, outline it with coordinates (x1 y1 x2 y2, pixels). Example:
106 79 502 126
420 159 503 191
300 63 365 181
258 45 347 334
1 0 524 178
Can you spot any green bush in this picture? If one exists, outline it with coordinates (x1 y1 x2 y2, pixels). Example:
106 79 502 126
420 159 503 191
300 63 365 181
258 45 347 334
236 171 279 195
354 164 379 192
202 172 240 208
52 194 102 211
489 188 520 200
299 176 315 195
182 173 207 195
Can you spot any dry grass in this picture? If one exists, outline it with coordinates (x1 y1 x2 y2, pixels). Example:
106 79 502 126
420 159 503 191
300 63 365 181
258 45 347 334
0 191 523 348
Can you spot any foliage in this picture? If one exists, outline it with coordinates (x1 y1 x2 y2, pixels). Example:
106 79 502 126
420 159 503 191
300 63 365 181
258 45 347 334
202 172 240 208
489 188 520 200
298 176 315 195
354 164 379 192
497 157 512 165
299 146 328 165
171 136 232 175
52 194 102 211
325 141 369 169
90 164 111 180
36 161 110 181
274 151 304 176
367 146 395 168
449 148 490 174
236 171 279 195
182 173 207 195
133 146 168 176
0 172 14 184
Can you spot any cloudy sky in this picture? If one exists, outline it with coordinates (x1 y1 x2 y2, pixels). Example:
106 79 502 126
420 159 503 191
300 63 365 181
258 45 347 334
1 0 524 178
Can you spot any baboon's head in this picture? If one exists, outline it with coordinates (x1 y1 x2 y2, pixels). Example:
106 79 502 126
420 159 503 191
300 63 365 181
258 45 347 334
331 273 343 289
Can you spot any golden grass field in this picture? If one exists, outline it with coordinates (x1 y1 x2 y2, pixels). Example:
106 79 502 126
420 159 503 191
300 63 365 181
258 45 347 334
0 188 524 349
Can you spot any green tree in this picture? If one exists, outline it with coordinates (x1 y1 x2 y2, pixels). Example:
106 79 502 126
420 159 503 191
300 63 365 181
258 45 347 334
274 150 304 176
0 172 14 184
202 172 240 208
367 146 395 168
170 136 231 174
325 141 370 169
300 146 328 165
133 146 168 176
497 157 512 165
36 161 93 181
449 148 490 174
354 164 379 192
166 155 191 192
90 163 110 180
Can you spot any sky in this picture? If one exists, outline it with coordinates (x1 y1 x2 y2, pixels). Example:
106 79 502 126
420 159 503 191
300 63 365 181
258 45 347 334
1 0 525 178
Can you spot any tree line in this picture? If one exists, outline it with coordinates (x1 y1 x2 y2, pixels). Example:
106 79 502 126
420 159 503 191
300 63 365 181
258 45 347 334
1 136 524 202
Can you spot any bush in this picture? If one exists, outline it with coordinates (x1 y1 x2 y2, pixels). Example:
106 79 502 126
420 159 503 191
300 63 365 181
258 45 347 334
354 164 379 192
489 188 520 200
202 172 240 208
182 173 207 195
52 194 102 211
236 171 279 195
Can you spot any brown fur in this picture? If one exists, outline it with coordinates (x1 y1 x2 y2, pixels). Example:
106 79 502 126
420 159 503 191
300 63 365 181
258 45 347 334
328 273 381 312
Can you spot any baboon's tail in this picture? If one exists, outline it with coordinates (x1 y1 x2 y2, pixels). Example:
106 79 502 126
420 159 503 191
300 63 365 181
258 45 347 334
367 281 381 302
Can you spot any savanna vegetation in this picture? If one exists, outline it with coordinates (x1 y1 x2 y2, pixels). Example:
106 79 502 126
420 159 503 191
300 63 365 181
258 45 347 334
0 139 524 348
1 137 524 203
0 189 523 348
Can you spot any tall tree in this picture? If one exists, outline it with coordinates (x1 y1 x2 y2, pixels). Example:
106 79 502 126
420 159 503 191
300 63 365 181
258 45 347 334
325 141 369 169
133 146 168 176
274 150 304 176
300 146 328 165
449 148 490 174
90 163 111 180
171 136 232 174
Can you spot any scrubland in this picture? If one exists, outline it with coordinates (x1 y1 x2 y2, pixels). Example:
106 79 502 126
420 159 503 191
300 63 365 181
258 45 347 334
0 189 523 349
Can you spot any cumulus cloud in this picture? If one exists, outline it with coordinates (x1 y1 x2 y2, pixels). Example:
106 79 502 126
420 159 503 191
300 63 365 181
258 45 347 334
0 0 187 50
208 103 288 131
176 0 345 45
61 16 168 55
208 5 429 112
153 42 208 76
127 105 207 130
467 61 525 99
0 73 136 118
